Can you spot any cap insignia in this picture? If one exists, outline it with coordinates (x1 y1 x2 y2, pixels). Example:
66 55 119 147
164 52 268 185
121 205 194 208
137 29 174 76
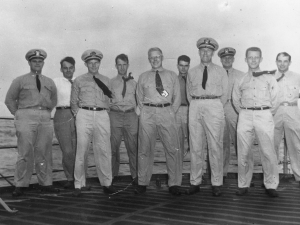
90 52 96 56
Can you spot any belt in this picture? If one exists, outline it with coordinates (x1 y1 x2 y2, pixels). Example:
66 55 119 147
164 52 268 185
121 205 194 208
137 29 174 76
56 106 71 110
110 108 135 113
80 106 107 111
192 96 220 100
280 102 297 106
241 107 270 110
144 103 171 107
27 106 49 110
180 103 188 106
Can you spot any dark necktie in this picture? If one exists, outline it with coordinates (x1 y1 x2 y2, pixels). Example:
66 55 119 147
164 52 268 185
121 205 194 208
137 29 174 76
68 79 73 85
226 70 229 75
276 73 285 82
122 72 134 98
253 70 276 77
93 76 112 98
155 70 164 95
36 74 41 92
182 75 186 82
202 66 207 89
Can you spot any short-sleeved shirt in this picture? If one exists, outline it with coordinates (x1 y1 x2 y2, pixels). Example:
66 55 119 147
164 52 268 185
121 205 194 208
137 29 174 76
232 71 279 114
5 72 57 115
136 67 181 113
109 74 137 111
187 62 228 105
53 77 75 107
274 70 300 104
71 72 110 115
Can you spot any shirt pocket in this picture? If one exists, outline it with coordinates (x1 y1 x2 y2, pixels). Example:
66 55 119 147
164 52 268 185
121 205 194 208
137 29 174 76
287 85 298 98
20 85 36 100
256 84 269 99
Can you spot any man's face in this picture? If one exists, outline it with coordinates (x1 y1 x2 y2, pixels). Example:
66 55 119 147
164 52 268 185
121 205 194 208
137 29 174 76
61 61 75 79
28 58 44 73
276 54 291 73
177 60 190 76
85 59 100 74
221 55 234 69
245 51 262 70
115 59 129 76
199 48 214 64
148 51 163 69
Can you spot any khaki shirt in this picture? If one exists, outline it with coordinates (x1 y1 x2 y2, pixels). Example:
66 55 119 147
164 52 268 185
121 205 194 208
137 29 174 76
136 67 181 113
109 74 137 111
178 74 189 105
187 62 228 105
226 68 244 100
71 72 110 115
274 70 300 104
232 71 279 114
5 72 57 115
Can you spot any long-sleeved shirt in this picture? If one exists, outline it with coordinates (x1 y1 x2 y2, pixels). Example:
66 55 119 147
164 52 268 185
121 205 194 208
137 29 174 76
232 70 279 114
109 74 137 111
53 77 75 107
186 62 228 105
274 70 300 104
71 72 110 115
226 68 245 100
5 72 57 115
178 74 189 105
136 67 181 113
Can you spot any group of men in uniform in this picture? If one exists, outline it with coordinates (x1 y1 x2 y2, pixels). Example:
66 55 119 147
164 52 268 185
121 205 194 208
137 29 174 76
5 36 300 198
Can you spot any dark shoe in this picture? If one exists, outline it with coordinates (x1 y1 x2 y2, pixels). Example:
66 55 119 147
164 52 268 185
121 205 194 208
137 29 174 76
236 188 248 196
103 185 117 195
81 185 91 191
12 187 24 197
64 181 75 189
266 189 279 197
72 188 81 197
169 186 181 196
41 185 60 193
185 185 200 195
134 185 147 194
250 181 255 187
212 186 222 197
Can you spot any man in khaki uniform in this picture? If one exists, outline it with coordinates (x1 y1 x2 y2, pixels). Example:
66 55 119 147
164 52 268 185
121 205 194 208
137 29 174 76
71 49 115 197
176 55 190 162
232 47 279 197
186 37 228 197
135 47 182 195
217 47 244 179
109 54 138 183
274 52 300 184
5 49 59 196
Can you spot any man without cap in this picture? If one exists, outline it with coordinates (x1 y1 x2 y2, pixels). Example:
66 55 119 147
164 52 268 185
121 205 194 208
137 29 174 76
53 57 77 189
176 55 191 163
217 47 244 180
109 54 138 184
5 49 59 196
71 49 115 197
273 52 300 185
186 37 228 196
135 47 182 195
232 47 279 197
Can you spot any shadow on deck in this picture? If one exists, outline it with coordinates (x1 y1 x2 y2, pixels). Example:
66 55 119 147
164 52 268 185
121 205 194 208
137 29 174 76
1 173 300 225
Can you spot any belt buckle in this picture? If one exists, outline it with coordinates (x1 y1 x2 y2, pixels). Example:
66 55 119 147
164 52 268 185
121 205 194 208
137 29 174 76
283 103 288 106
38 106 42 110
93 107 96 110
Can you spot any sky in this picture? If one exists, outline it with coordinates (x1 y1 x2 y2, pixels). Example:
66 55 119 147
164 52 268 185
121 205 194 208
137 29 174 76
1 0 300 117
